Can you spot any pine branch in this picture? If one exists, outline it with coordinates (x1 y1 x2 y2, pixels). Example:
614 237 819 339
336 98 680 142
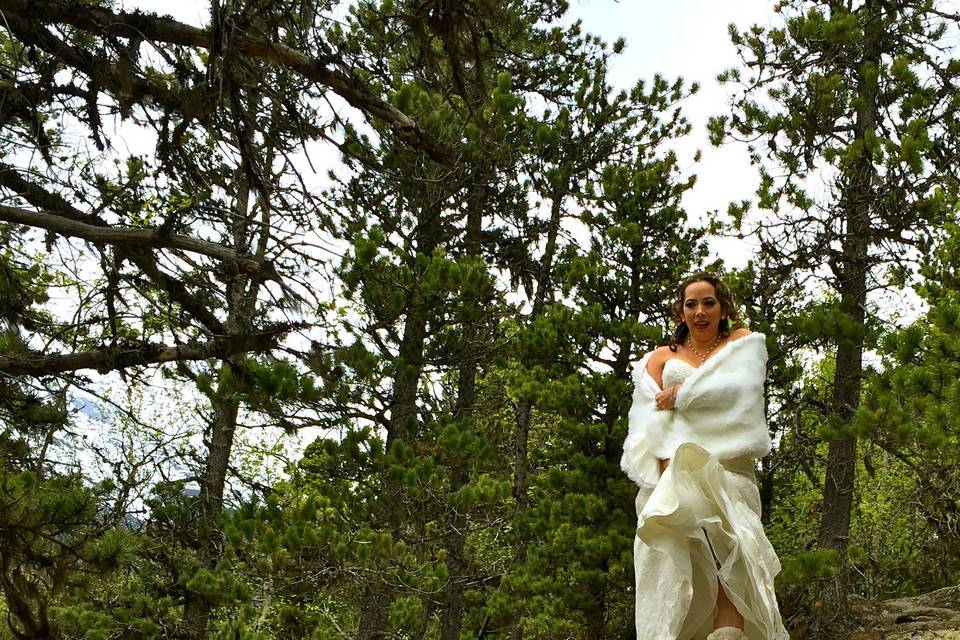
0 165 228 335
0 327 298 376
0 205 271 276
0 0 455 164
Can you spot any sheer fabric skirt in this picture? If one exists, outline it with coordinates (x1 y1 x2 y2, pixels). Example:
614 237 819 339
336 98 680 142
633 442 789 640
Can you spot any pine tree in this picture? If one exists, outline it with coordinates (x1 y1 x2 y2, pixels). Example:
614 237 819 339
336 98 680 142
0 1 460 637
297 2 545 636
491 68 704 640
710 2 960 631
859 214 960 573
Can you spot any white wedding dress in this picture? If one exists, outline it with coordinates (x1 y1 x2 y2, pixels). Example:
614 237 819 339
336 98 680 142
631 357 789 640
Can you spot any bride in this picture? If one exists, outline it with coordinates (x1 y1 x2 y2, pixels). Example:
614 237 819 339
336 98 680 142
621 272 788 640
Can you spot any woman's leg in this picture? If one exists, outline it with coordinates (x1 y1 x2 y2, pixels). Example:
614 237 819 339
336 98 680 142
714 581 744 629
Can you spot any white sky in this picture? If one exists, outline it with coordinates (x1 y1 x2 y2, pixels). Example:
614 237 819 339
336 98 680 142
120 0 776 267
565 0 778 265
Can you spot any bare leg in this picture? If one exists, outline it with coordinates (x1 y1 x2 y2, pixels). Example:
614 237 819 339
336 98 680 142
659 458 743 630
714 580 744 629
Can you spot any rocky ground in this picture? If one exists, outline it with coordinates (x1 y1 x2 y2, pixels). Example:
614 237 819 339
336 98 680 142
845 586 960 640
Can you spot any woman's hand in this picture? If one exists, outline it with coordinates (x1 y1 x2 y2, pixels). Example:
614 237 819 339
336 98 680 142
654 384 681 411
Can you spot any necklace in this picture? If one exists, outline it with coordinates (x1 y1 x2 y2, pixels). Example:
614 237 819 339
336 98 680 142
686 335 721 364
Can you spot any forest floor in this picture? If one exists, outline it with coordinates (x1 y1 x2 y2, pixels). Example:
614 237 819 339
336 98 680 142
844 585 960 639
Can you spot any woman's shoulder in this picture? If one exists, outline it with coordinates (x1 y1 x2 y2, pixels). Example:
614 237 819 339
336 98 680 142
648 345 674 361
643 345 673 376
723 329 768 361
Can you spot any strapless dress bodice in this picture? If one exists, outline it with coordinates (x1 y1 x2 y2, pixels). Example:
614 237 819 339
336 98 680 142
662 358 697 389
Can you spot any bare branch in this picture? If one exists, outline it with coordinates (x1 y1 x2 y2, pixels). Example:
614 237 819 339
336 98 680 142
0 204 274 276
0 0 455 164
0 165 228 335
0 326 301 376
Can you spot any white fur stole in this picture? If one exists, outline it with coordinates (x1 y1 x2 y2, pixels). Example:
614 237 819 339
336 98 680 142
621 333 772 488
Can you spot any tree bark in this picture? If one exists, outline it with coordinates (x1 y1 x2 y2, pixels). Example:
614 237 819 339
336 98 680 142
439 183 486 640
0 166 228 335
512 190 563 503
510 189 563 640
816 78 874 550
177 171 264 639
180 386 241 640
0 329 293 376
759 455 774 526
813 5 879 632
439 415 472 640
0 204 270 274
358 210 441 640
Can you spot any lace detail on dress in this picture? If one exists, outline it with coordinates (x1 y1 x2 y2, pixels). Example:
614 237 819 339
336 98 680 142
662 358 697 389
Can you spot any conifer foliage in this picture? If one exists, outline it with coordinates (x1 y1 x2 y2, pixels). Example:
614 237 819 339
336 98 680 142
710 1 960 633
2 1 960 639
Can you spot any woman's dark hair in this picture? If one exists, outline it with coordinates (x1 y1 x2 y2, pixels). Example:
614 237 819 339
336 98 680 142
668 271 739 351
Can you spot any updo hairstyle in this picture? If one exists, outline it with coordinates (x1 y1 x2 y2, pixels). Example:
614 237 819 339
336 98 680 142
668 271 739 351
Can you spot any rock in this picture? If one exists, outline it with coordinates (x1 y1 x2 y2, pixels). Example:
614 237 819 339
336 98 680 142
883 632 960 639
846 586 960 640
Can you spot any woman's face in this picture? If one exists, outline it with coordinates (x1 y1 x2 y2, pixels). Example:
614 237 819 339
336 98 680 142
681 280 724 341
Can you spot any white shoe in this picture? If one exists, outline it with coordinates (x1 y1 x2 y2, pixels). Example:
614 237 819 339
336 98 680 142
706 627 747 640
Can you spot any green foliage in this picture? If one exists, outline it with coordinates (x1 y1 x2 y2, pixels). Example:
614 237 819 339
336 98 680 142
714 5 960 630
779 548 840 589
5 2 960 640
0 466 149 639
853 216 960 589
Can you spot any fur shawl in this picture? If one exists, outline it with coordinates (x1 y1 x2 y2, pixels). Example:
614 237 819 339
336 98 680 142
621 332 772 488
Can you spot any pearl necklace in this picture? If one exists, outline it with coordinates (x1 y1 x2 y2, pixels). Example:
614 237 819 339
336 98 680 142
686 335 721 364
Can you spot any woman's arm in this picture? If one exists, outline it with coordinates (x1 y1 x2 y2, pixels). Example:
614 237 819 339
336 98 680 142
645 347 675 472
654 332 750 471
644 346 668 388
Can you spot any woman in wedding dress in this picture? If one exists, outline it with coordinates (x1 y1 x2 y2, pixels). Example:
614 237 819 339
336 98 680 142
621 272 789 640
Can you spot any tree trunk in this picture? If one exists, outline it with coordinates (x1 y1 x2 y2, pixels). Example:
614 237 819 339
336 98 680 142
180 389 240 640
586 247 645 640
439 183 486 640
510 190 564 640
813 7 878 632
359 212 441 640
357 308 429 639
179 180 259 640
512 191 563 504
759 455 774 526
357 584 391 640
439 456 470 640
586 593 607 640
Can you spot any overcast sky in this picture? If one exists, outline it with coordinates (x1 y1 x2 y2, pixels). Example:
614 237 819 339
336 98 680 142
565 1 778 264
119 0 776 265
